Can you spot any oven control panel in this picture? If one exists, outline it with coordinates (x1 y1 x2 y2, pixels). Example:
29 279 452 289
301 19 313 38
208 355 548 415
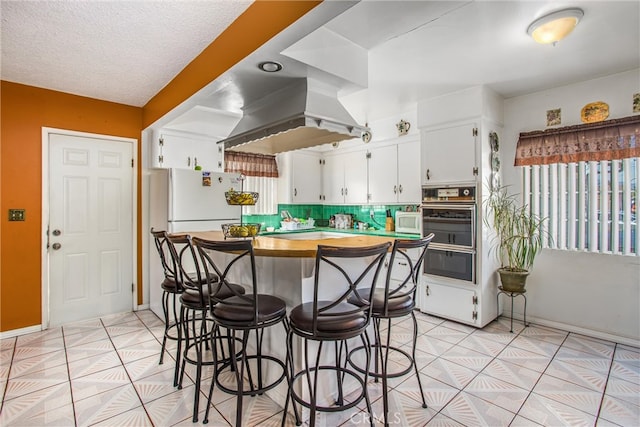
422 186 475 203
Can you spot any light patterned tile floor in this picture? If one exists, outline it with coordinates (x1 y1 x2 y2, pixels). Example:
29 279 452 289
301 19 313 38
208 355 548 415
1 309 638 426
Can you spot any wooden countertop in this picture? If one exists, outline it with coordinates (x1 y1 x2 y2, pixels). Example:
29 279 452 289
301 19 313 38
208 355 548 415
187 231 403 258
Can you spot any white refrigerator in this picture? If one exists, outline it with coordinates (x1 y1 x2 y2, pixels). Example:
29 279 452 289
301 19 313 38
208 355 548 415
148 168 241 317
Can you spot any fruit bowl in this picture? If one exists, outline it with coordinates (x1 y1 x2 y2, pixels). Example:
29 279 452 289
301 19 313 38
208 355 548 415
222 223 261 239
225 191 259 205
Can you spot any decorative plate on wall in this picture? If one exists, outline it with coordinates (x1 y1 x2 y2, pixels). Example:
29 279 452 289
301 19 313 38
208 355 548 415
489 131 499 152
581 101 609 123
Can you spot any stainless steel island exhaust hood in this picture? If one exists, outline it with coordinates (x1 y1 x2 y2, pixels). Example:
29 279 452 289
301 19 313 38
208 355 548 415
219 78 368 155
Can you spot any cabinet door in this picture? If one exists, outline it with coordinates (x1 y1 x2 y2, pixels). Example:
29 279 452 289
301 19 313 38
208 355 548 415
158 133 222 171
322 154 345 204
397 139 421 203
421 281 477 325
292 151 322 204
344 150 368 204
368 145 398 204
422 123 477 184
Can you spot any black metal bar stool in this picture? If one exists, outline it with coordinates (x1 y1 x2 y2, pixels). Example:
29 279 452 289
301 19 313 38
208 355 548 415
165 233 245 423
283 242 390 427
150 228 183 387
192 237 290 427
347 234 433 426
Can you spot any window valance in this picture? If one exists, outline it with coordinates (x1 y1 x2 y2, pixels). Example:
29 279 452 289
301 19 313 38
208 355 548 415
224 151 279 178
515 115 640 166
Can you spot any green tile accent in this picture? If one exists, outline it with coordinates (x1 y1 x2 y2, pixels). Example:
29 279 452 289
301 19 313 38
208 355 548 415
242 203 421 231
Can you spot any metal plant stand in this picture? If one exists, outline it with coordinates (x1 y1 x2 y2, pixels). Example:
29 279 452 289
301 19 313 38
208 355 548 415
496 286 528 333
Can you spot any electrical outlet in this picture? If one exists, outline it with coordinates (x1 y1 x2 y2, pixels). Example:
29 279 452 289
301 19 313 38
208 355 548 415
8 209 25 221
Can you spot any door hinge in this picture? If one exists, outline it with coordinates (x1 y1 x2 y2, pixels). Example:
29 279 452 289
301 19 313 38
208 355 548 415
159 137 164 146
472 127 478 137
472 295 478 305
131 283 135 293
131 158 134 168
473 166 478 176
472 311 478 320
425 285 430 296
158 155 164 164
366 152 371 159
218 145 223 153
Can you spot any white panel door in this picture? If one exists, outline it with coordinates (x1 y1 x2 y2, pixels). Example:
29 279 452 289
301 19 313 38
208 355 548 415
48 133 133 326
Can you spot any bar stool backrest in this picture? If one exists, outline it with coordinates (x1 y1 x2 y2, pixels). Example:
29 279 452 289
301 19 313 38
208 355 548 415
381 233 435 316
191 237 257 320
151 228 177 287
312 242 391 335
165 233 210 306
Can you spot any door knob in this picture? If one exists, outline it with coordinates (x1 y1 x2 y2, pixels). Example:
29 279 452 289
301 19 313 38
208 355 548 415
52 229 61 236
52 243 62 250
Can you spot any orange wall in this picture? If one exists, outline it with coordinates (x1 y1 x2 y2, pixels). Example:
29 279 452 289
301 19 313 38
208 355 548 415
0 1 320 332
0 81 143 331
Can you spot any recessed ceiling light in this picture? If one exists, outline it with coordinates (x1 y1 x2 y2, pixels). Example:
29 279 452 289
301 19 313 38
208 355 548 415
258 61 283 73
527 8 584 45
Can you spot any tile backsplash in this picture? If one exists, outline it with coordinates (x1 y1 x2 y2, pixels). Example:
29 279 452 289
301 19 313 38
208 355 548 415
244 203 419 230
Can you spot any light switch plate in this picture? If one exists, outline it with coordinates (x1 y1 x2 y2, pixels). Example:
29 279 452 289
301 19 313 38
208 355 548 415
8 209 25 221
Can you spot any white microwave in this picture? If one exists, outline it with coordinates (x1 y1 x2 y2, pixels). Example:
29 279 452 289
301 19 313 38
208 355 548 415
395 211 421 234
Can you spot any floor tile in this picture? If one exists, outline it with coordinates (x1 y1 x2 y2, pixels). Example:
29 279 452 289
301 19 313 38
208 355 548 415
610 359 640 384
424 412 465 426
509 335 561 357
65 339 116 363
545 358 609 392
134 367 185 404
456 334 507 357
8 349 67 379
214 393 283 426
110 329 158 349
124 351 176 382
116 338 164 364
395 372 458 411
64 327 110 348
497 345 553 372
62 318 104 337
424 325 469 345
604 375 640 406
11 339 65 362
101 311 143 327
74 383 142 427
415 335 455 357
439 345 493 372
67 350 122 379
367 387 437 426
105 319 148 337
0 337 17 350
71 364 131 401
144 384 221 425
480 358 542 390
4 363 69 400
15 328 62 346
519 324 568 346
518 393 595 426
509 414 545 426
463 373 529 413
563 334 615 359
554 346 613 373
91 406 154 426
0 382 73 426
597 395 640 426
440 391 515 426
532 374 603 416
419 357 478 389
470 328 517 346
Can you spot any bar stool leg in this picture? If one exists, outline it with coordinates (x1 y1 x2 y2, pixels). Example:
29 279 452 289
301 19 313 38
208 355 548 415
510 292 515 333
411 311 428 409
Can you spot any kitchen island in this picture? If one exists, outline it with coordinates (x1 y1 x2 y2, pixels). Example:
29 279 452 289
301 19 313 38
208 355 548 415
182 228 421 411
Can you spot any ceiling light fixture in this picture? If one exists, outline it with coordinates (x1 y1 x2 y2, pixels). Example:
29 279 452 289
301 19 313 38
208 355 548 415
258 61 283 73
527 8 584 45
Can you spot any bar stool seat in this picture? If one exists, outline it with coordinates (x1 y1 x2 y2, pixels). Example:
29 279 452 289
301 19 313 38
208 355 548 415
213 294 285 323
350 288 415 314
290 301 367 334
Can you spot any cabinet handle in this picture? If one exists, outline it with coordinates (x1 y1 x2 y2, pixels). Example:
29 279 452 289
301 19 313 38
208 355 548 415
188 156 191 167
426 169 431 180
341 188 344 196
393 185 397 194
194 157 198 167
398 261 408 266
294 188 297 197
399 184 403 193
426 285 430 296
345 188 348 196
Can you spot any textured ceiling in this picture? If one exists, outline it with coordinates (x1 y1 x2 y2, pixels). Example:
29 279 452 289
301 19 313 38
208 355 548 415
0 0 252 106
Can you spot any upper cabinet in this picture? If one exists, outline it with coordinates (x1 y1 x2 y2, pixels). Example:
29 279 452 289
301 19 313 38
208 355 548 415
421 122 478 184
150 131 224 172
368 137 421 204
277 150 323 204
322 148 368 204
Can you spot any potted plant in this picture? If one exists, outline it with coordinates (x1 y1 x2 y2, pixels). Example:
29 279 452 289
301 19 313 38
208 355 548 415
484 184 549 292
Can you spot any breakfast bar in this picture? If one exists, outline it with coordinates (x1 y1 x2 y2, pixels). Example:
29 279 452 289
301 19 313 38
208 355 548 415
185 229 419 409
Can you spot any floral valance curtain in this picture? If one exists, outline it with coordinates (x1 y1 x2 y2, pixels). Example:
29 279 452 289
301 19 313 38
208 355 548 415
224 151 279 177
514 115 640 166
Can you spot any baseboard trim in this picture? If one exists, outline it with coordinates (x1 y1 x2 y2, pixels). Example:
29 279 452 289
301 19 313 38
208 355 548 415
136 304 150 311
0 324 43 339
500 311 640 347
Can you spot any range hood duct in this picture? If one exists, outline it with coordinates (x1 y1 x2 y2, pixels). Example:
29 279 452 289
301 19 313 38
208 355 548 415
219 78 368 155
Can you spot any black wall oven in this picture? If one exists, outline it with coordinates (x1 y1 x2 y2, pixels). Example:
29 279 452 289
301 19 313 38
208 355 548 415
422 185 476 283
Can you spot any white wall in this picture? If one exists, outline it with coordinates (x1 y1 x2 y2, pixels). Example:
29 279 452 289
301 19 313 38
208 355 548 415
502 69 640 345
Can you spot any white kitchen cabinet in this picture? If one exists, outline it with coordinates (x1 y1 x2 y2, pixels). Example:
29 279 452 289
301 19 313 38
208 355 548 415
322 149 368 204
421 122 477 184
277 150 323 204
150 131 224 172
421 280 478 325
368 138 421 204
